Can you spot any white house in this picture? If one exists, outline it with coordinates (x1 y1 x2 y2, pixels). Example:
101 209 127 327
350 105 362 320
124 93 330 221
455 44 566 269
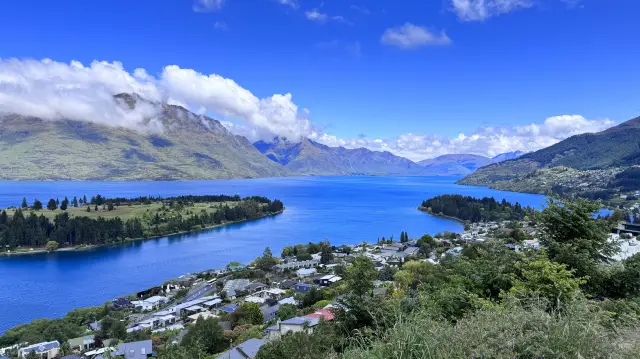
265 317 320 341
18 341 60 359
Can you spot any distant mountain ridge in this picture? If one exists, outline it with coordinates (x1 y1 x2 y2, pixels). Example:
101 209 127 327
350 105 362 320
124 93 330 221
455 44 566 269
0 94 287 180
458 116 640 187
416 152 525 176
253 137 429 176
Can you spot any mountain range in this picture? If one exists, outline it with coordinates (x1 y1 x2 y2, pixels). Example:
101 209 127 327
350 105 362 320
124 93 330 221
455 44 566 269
0 95 286 180
417 151 525 176
458 116 640 187
253 137 428 176
0 93 527 180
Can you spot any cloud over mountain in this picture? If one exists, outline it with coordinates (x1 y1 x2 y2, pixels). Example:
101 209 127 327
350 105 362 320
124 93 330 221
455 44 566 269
0 58 313 140
0 58 616 162
308 115 615 161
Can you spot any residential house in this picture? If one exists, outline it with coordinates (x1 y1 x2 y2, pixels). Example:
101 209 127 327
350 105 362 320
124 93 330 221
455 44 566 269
217 304 239 315
277 279 297 290
93 340 153 359
244 282 267 293
67 335 95 352
223 279 250 298
260 303 280 323
317 275 342 287
87 321 101 332
294 282 314 293
132 295 168 311
61 355 83 359
296 268 317 278
18 341 60 359
265 317 320 341
274 259 320 272
403 247 420 256
214 338 265 359
173 298 210 317
278 297 297 306
202 298 223 310
187 311 218 324
1 343 26 357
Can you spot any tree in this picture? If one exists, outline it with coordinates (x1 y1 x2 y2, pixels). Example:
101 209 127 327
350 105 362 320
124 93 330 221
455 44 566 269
510 257 586 309
277 304 298 321
86 206 91 213
346 257 378 297
46 241 59 251
47 198 57 211
378 265 395 282
33 199 43 211
320 245 333 264
56 198 60 206
400 231 409 243
83 195 88 204
60 197 69 211
256 247 277 271
21 197 28 208
181 317 226 355
72 196 79 207
231 303 263 327
537 197 619 279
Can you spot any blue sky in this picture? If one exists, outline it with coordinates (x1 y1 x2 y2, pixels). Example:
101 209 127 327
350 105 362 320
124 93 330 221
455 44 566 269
1 0 639 160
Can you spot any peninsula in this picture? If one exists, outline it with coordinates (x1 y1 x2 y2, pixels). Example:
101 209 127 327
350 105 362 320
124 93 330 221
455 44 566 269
0 194 284 255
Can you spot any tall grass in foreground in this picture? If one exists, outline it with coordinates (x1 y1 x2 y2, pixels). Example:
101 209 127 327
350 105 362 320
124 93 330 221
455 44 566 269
342 299 640 359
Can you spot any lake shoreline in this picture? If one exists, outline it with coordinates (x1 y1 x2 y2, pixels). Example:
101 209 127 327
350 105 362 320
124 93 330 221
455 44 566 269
0 209 284 257
418 206 467 224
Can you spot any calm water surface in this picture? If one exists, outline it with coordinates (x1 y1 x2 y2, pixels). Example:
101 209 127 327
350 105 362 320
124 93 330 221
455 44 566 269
0 176 546 333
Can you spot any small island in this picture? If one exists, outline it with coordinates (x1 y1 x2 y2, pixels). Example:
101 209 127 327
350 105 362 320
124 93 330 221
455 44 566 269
0 194 284 255
419 194 533 223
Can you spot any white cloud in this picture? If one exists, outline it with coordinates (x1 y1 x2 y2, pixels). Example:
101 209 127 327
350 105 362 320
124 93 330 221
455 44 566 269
381 23 451 49
0 59 161 131
308 115 615 161
214 21 228 30
193 0 225 12
276 0 299 9
305 9 351 24
305 9 329 22
451 0 533 21
0 58 313 141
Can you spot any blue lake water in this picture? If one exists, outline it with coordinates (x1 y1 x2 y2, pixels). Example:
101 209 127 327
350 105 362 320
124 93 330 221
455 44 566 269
0 176 546 333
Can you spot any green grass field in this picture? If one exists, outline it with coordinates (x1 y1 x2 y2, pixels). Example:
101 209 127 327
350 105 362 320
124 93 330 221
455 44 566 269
5 201 237 222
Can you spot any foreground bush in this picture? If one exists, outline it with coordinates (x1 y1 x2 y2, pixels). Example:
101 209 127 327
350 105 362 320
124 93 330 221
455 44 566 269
343 298 640 359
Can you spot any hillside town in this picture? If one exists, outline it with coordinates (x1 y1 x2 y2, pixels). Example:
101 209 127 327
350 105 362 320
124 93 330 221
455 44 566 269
2 209 639 359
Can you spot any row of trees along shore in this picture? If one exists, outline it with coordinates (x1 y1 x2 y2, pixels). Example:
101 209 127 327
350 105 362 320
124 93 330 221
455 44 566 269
421 194 534 223
0 195 283 250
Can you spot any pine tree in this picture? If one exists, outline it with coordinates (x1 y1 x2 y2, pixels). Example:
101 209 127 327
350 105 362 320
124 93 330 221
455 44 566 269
47 198 57 211
60 197 69 211
83 195 88 204
21 197 28 208
72 196 79 207
33 199 43 211
55 198 60 206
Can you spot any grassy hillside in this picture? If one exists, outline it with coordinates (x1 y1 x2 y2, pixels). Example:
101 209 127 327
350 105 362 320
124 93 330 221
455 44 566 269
0 103 287 180
459 116 640 188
